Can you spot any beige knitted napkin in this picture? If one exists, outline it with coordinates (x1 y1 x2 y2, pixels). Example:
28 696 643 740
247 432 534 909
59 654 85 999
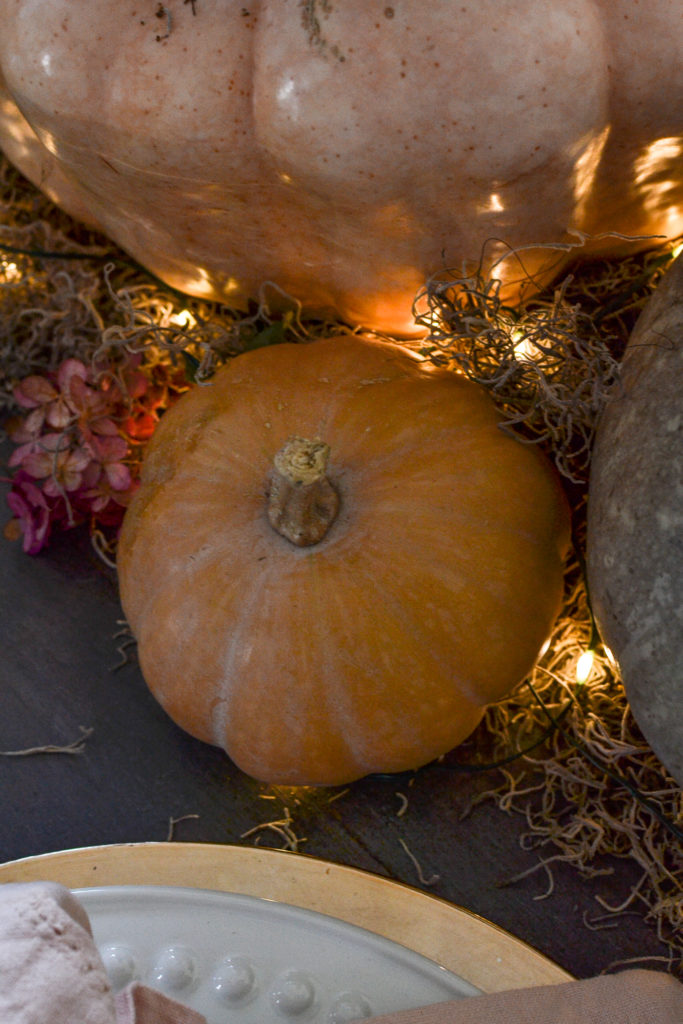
0 880 117 1024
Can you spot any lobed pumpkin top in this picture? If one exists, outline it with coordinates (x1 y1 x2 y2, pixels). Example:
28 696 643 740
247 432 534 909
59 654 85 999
117 336 571 785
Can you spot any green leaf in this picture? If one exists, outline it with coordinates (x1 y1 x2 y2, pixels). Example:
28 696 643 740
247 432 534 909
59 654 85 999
182 350 201 382
241 312 295 352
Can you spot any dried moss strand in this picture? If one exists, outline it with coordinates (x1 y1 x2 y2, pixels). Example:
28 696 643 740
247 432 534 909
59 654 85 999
0 154 349 409
430 505 682 973
411 247 677 483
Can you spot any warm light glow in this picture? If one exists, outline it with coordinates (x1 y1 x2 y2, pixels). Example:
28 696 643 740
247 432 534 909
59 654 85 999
633 136 683 236
537 637 551 660
477 192 505 214
168 308 197 330
511 326 542 363
603 645 617 669
271 785 314 798
1 258 21 282
661 205 682 238
572 125 610 213
634 136 683 187
672 242 683 260
575 650 594 685
512 334 538 362
175 266 225 299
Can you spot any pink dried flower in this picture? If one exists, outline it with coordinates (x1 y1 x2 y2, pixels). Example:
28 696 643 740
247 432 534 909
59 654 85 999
88 434 133 492
12 374 59 410
4 348 189 556
7 406 49 446
9 431 68 475
41 445 94 498
12 359 91 431
5 471 54 555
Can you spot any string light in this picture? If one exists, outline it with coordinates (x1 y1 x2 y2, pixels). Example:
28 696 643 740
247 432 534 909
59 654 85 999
512 328 539 362
168 308 197 330
1 258 21 282
575 649 595 685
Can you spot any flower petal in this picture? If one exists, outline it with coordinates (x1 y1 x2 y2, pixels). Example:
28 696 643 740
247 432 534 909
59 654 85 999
57 358 89 392
13 375 58 409
124 369 149 400
6 474 52 554
69 447 96 472
124 411 157 441
91 434 130 463
105 461 132 491
19 451 54 478
90 416 121 437
45 397 73 429
8 407 46 443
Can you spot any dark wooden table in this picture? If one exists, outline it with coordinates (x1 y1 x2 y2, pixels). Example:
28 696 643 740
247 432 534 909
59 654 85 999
0 446 671 982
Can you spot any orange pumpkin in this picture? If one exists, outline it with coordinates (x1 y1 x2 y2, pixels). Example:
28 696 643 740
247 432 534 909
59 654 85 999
117 338 570 785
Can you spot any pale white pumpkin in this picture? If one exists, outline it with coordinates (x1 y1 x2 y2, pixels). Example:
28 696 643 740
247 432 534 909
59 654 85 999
1 1 682 333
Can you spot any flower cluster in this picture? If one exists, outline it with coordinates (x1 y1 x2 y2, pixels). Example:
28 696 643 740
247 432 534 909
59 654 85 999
3 351 187 555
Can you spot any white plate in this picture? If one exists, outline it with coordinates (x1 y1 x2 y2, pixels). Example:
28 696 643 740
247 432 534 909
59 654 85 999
76 885 480 1024
0 844 572 992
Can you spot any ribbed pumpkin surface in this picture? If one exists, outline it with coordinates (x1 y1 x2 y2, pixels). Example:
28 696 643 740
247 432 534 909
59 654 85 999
118 337 570 785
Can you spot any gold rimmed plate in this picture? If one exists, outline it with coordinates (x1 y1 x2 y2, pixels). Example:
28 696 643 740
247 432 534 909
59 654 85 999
0 842 571 1006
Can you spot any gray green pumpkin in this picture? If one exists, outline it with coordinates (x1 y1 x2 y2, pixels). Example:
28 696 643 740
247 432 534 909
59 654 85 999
587 252 683 786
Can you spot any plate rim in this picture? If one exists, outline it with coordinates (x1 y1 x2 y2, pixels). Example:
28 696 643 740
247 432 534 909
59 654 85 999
0 842 572 992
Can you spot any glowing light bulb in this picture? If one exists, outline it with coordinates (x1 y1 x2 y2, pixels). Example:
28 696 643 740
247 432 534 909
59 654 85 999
1 259 21 282
575 650 594 685
168 309 197 330
512 329 539 362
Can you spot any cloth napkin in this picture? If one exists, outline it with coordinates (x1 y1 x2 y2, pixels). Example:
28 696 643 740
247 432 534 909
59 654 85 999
0 880 117 1024
1 880 682 1024
114 982 205 1024
362 970 683 1024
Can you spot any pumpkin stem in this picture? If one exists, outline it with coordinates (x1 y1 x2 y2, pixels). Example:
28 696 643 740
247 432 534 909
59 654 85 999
267 436 340 547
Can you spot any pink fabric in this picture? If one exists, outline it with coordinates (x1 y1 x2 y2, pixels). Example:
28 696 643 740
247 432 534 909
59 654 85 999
114 983 206 1024
0 881 117 1024
363 970 683 1024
